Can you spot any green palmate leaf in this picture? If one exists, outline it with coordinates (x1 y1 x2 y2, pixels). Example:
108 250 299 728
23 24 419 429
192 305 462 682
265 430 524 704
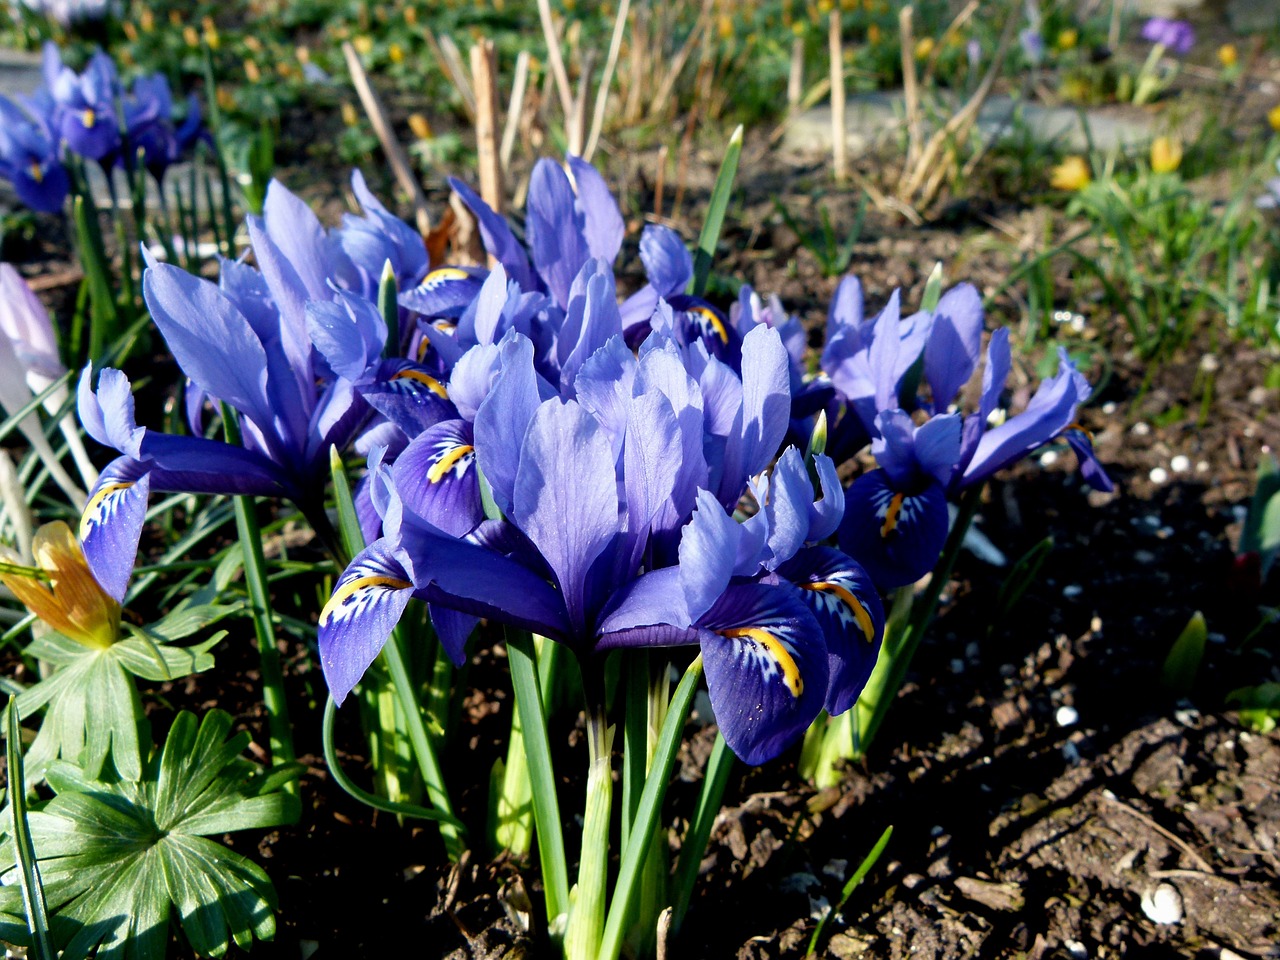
0 710 300 960
13 630 218 782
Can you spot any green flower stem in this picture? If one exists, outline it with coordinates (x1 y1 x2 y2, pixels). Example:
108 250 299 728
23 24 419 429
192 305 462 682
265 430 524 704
854 483 985 756
598 656 703 960
5 697 54 960
505 626 570 932
565 701 613 960
670 729 733 933
322 696 464 827
222 408 296 787
328 447 464 860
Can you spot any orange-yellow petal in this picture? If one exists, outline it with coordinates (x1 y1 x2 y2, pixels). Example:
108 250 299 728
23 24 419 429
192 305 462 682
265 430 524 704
1 522 119 649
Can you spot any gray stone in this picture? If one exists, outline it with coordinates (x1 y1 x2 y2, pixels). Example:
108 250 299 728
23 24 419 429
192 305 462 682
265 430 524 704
782 91 1158 159
0 48 44 100
1133 0 1207 16
1227 0 1278 33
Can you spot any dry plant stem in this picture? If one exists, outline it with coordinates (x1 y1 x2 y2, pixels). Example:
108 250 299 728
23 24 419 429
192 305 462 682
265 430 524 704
897 7 1017 209
537 0 577 142
654 143 668 219
470 40 504 216
584 0 630 161
571 50 597 159
342 42 432 237
650 0 715 120
829 9 846 183
500 50 531 172
437 35 477 120
922 0 979 87
788 34 804 108
900 5 923 176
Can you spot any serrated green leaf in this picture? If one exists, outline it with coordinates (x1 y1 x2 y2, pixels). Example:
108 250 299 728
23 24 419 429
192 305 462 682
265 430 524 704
0 709 296 959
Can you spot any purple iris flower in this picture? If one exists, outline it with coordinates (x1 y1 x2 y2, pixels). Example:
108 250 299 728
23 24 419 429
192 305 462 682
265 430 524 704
1140 18 1195 56
320 269 884 764
75 177 449 601
43 43 121 162
122 74 206 183
0 95 69 213
822 277 1111 589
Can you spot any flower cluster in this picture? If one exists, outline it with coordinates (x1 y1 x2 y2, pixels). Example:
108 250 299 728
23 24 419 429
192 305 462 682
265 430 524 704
77 156 1109 765
0 42 204 213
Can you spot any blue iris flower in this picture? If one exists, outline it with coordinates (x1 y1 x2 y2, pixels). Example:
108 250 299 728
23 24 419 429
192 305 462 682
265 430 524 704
823 277 1111 589
0 94 69 212
75 177 448 601
43 43 121 162
319 258 884 764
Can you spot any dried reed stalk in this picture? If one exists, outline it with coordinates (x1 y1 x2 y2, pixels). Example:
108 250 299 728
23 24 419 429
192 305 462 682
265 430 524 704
470 39 503 215
500 50 531 172
341 40 431 237
829 9 846 182
584 0 631 162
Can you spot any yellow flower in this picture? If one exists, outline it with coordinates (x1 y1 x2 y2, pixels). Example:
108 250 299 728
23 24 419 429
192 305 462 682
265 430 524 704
354 35 374 56
121 21 137 41
1057 28 1078 51
342 101 361 127
244 35 263 53
1050 155 1091 190
718 13 733 39
408 112 433 140
404 5 418 25
139 8 154 31
216 88 236 112
244 59 261 83
202 16 220 50
1217 44 1237 68
867 22 880 44
0 523 119 650
389 42 405 64
1150 135 1182 173
1269 104 1280 132
914 37 935 60
296 45 311 64
168 9 181 26
183 24 200 47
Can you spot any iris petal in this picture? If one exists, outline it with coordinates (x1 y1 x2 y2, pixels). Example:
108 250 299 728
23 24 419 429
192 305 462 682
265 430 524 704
79 459 150 603
696 582 829 765
838 469 949 590
779 546 884 715
319 539 416 704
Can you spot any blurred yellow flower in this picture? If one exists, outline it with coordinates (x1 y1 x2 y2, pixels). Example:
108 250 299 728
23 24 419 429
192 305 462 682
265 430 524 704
389 42 405 64
244 59 261 83
404 6 418 25
216 88 235 112
168 9 181 26
1050 155 1090 190
867 22 880 44
1057 28 1078 50
1269 104 1280 132
817 0 834 14
139 8 153 31
296 45 311 64
354 35 374 56
408 113 433 140
1150 135 1182 173
342 102 360 127
914 37 935 60
0 522 119 650
183 25 199 47
718 13 733 39
121 21 137 41
202 16 220 49
1217 44 1237 68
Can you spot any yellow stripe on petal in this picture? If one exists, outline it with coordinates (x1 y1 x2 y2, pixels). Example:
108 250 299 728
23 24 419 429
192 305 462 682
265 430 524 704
320 575 412 626
691 305 729 343
79 481 135 541
390 369 449 398
424 267 470 284
879 491 905 538
720 626 804 698
800 581 876 642
427 444 474 483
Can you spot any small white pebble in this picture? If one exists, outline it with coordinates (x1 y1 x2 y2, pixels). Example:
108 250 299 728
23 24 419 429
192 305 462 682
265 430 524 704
1199 354 1220 373
1170 455 1190 473
1063 584 1083 598
1040 450 1059 467
1132 422 1151 436
930 825 945 837
1195 460 1209 473
823 859 848 880
950 658 965 674
1064 940 1088 960
1101 402 1116 415
1149 467 1168 484
1140 883 1183 925
1056 705 1079 727
1134 549 1157 564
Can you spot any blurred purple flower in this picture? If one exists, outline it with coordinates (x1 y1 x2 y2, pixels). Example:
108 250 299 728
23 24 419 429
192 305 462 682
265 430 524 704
1141 18 1195 56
